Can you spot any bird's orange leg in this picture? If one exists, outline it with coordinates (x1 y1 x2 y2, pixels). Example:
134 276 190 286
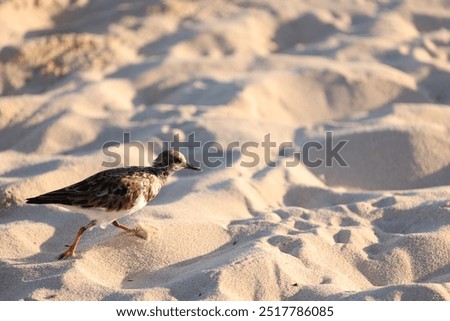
112 220 133 233
58 220 96 260
112 220 148 240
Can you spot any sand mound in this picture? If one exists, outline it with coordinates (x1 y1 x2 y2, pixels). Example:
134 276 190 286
297 104 450 190
0 33 134 95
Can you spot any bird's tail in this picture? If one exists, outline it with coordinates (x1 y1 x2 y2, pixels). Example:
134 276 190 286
26 192 72 205
26 196 55 204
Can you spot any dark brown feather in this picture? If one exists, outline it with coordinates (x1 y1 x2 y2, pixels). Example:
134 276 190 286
26 166 167 211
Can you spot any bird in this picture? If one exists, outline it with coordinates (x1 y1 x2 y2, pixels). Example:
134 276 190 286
26 149 201 260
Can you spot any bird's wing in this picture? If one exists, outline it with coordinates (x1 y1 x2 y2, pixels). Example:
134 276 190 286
26 168 148 211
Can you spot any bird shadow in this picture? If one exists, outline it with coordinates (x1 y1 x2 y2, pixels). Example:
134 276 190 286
1 205 105 264
119 235 246 300
117 214 277 300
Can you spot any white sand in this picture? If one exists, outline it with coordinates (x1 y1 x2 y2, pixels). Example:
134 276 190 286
1 0 450 300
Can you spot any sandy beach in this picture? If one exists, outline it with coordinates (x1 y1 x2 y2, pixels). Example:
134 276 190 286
1 0 450 300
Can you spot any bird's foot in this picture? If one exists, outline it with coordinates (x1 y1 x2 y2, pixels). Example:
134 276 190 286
132 226 148 240
112 220 148 240
58 248 75 260
131 226 148 240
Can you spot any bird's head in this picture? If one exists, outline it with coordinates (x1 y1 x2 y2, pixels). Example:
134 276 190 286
153 149 201 173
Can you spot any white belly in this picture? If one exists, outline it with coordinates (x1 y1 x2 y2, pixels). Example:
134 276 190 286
58 194 148 228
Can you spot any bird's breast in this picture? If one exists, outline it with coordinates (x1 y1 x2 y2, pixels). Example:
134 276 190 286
145 178 163 202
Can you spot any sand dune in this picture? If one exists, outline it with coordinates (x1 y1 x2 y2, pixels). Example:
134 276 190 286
1 0 450 301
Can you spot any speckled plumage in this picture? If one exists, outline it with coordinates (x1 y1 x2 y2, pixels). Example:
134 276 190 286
26 150 201 259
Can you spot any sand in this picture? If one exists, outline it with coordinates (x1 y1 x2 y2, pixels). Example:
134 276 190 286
1 0 450 300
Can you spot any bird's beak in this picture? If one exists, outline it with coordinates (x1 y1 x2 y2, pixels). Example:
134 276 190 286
186 163 202 171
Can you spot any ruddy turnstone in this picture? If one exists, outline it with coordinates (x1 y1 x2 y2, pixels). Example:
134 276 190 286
26 149 201 259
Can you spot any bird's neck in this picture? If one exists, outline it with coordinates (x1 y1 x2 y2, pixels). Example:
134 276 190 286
159 168 173 180
149 164 175 180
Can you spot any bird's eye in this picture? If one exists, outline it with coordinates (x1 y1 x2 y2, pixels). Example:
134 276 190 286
174 157 182 164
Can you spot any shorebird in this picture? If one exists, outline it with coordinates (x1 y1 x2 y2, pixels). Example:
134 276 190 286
26 149 201 259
